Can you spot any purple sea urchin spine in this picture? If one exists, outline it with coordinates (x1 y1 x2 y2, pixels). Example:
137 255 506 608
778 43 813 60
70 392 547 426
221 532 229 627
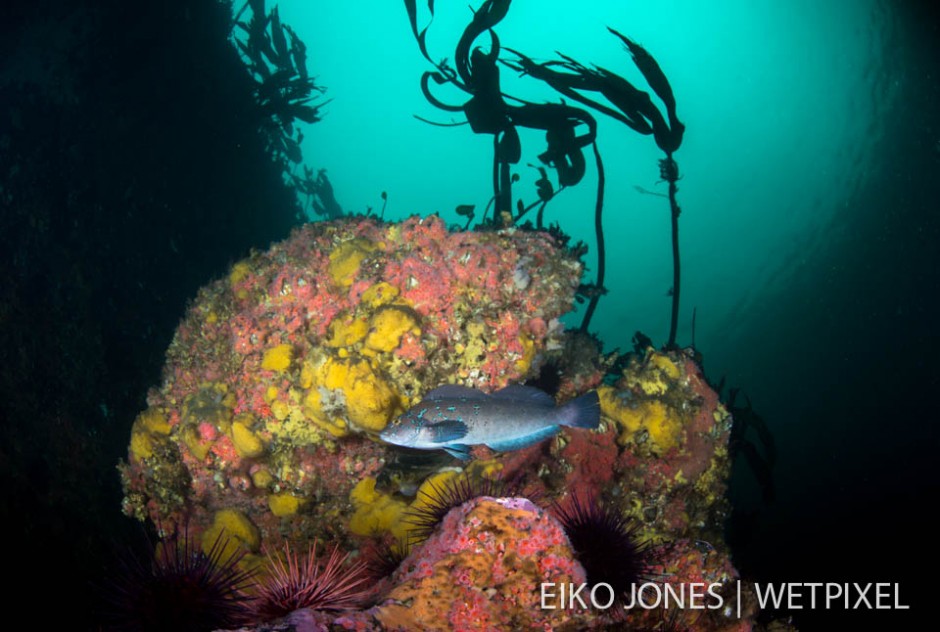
554 492 650 602
102 530 255 632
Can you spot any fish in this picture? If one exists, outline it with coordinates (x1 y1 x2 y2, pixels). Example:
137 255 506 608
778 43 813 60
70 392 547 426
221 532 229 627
379 384 601 460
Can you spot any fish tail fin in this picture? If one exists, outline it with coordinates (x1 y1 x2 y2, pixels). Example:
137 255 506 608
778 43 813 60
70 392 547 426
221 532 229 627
557 391 601 429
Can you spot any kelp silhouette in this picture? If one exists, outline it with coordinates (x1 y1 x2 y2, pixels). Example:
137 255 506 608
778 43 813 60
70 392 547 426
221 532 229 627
406 0 597 221
234 0 328 168
504 28 686 344
290 167 344 219
404 0 684 338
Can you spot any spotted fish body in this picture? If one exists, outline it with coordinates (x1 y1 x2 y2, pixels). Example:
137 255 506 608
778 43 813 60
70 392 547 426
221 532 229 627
379 384 601 460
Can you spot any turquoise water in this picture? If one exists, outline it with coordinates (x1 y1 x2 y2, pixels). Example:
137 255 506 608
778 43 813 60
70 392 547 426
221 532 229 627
280 0 897 353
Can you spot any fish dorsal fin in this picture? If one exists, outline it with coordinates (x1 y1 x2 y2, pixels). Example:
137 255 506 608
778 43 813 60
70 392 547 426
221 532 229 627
421 419 469 443
491 385 555 407
424 385 489 400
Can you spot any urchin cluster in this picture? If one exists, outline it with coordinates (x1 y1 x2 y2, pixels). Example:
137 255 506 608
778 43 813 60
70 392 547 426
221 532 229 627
247 540 369 622
554 493 650 601
102 530 254 632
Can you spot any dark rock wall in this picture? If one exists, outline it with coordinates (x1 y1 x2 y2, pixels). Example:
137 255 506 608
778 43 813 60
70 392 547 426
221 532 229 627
1 1 301 627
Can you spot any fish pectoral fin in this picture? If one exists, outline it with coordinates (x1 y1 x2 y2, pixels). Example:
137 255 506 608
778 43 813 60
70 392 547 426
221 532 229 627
485 426 560 452
426 419 469 443
443 444 472 460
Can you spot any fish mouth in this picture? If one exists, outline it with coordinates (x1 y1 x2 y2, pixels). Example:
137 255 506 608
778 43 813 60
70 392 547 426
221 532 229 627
378 424 412 445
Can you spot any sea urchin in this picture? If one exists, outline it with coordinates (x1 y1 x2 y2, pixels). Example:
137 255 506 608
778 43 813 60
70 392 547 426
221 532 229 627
404 474 516 544
247 540 370 622
103 530 255 632
554 493 650 602
363 536 410 581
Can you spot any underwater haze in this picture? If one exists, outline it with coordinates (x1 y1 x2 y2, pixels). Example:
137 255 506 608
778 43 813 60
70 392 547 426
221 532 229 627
287 0 895 348
285 0 936 626
2 0 937 628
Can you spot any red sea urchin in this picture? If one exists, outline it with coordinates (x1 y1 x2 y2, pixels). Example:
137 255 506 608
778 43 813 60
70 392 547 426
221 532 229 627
102 531 255 632
554 494 650 603
247 540 370 622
